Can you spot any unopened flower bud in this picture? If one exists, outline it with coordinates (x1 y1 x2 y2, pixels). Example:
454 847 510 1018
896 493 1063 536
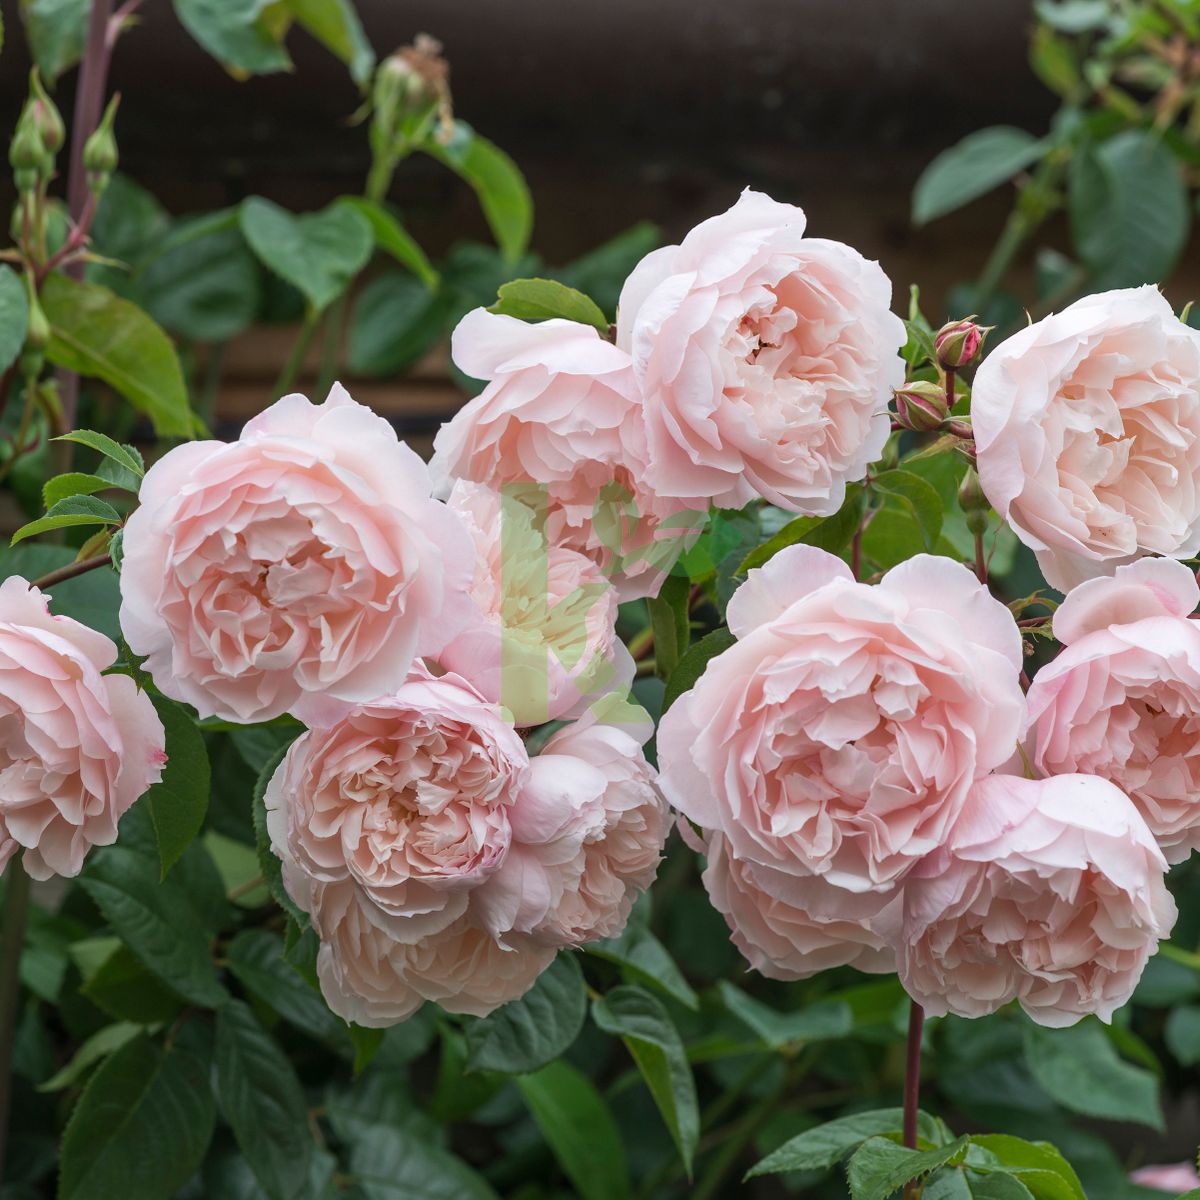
935 316 991 370
893 380 950 432
9 121 46 194
26 71 65 156
83 96 119 195
958 467 990 536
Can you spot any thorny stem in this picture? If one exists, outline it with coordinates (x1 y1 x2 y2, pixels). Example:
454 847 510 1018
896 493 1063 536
0 857 31 1183
902 1000 925 1200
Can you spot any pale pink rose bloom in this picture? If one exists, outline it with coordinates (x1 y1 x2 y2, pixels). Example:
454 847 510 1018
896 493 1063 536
439 482 634 728
971 286 1200 591
899 773 1175 1026
658 545 1025 892
120 383 474 723
290 876 555 1026
699 831 897 979
616 189 905 513
0 577 165 880
433 309 706 600
1131 1163 1200 1192
474 712 669 946
1027 558 1200 863
265 665 528 941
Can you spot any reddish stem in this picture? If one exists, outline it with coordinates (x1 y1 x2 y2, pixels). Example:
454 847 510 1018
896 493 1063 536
31 553 112 590
974 530 987 585
902 1000 925 1198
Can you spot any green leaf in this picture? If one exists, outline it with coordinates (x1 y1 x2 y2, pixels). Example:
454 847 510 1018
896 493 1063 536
79 832 228 1008
11 495 122 545
585 923 698 1010
1023 1021 1164 1130
660 627 735 716
347 272 447 375
968 1175 1036 1200
464 952 585 1074
718 981 852 1050
1033 0 1111 32
1166 1004 1200 1066
968 1135 1086 1200
424 121 533 263
0 265 29 374
172 0 291 74
42 473 123 509
37 1022 141 1092
285 0 373 83
517 1060 630 1200
78 943 185 1025
913 127 1047 225
215 1000 314 1200
487 277 609 333
41 274 191 437
19 0 88 81
143 695 210 878
738 484 864 573
58 1031 215 1200
252 741 308 927
591 985 699 1176
337 197 439 288
872 469 944 551
748 1109 915 1178
349 1124 499 1199
53 430 144 478
847 1136 971 1200
241 196 373 313
647 573 690 681
348 1024 384 1074
559 221 660 319
1069 130 1190 289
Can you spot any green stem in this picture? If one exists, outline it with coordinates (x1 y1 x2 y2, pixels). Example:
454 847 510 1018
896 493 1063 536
315 297 345 398
0 857 31 1181
271 311 321 399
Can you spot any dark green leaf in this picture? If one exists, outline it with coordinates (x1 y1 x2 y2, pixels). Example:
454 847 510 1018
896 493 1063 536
143 695 209 878
337 197 438 288
11 495 121 546
215 1000 314 1200
171 0 291 74
240 197 373 312
424 121 533 263
41 472 121 510
647 573 690 681
53 430 144 478
738 485 864 573
347 272 447 375
718 981 852 1050
487 277 608 333
517 1060 630 1200
1166 1005 1200 1066
591 985 699 1175
1069 131 1189 289
348 1024 384 1074
872 469 944 551
0 266 29 373
349 1124 499 1199
41 274 191 437
967 1174 1036 1200
58 1031 215 1200
660 628 735 716
19 0 87 80
924 1171 973 1200
1023 1021 1163 1130
748 1109 917 1178
968 1135 1086 1200
285 0 373 83
847 1136 971 1200
252 742 308 927
913 127 1047 225
464 952 585 1074
37 1022 141 1093
585 923 698 1010
79 943 185 1025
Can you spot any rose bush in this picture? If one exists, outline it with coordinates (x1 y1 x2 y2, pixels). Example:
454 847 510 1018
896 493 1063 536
6 9 1200 1200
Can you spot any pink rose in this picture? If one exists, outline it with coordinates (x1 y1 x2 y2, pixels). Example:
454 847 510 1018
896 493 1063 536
120 383 474 723
439 482 634 727
658 545 1025 892
265 665 528 941
898 773 1175 1026
1131 1163 1200 1193
699 831 897 980
299 878 555 1025
474 711 669 946
971 286 1200 590
1027 558 1200 862
433 310 705 600
616 189 905 513
0 577 165 880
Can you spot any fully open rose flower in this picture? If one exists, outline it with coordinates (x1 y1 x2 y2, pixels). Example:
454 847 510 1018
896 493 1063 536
616 188 905 513
473 710 668 946
1027 557 1200 863
265 666 528 940
971 286 1200 590
439 482 633 726
698 831 897 979
120 383 473 723
0 577 165 880
1131 1163 1200 1193
433 310 705 599
658 545 1025 892
899 773 1175 1026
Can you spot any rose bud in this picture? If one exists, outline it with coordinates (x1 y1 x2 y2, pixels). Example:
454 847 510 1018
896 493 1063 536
893 380 950 432
934 316 990 369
